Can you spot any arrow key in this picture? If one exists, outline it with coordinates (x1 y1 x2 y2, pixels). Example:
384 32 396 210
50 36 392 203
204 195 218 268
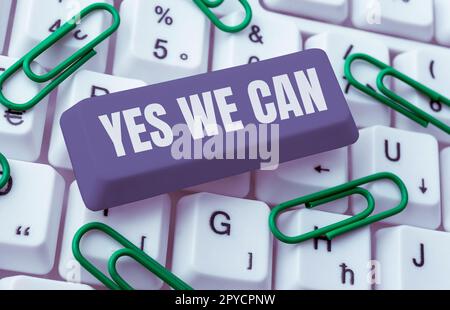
256 147 348 213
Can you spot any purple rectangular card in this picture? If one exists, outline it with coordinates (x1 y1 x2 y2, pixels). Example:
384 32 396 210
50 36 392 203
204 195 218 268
61 49 358 211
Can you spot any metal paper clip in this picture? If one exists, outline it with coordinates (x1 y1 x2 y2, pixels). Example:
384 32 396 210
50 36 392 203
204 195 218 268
0 153 10 189
269 172 408 244
0 3 120 112
193 0 252 33
344 53 450 135
72 222 193 290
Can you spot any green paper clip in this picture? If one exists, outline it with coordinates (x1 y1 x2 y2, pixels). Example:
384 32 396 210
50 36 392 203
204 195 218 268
72 222 193 290
0 153 10 189
269 172 408 244
344 53 450 135
193 0 252 33
0 3 120 112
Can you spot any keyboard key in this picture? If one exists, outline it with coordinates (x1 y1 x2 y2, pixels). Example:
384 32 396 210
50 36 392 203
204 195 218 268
58 182 171 290
441 148 450 232
212 9 301 70
263 0 349 24
171 193 272 289
9 0 113 72
275 209 371 290
305 32 390 128
0 56 48 162
392 50 450 145
0 160 65 274
48 70 146 170
351 126 440 229
376 226 450 289
255 147 348 213
114 0 209 85
435 0 450 46
351 0 434 42
0 275 93 290
185 173 251 198
0 1 12 53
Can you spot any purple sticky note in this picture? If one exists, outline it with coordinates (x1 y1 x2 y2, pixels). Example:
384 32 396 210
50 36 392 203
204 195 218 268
61 49 358 211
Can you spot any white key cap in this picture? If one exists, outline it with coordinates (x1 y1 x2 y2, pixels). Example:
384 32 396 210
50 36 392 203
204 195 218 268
255 147 348 213
48 70 146 170
392 50 450 145
351 0 434 42
172 193 272 289
114 0 209 85
376 226 450 289
435 0 450 46
9 0 113 72
209 0 261 16
0 160 64 274
263 0 349 24
212 10 301 70
58 182 171 290
305 32 390 128
0 1 12 53
275 209 371 290
0 56 48 162
185 173 250 198
441 148 450 232
0 275 93 290
351 126 440 229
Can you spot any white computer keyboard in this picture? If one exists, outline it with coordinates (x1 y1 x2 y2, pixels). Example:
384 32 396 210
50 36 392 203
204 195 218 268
0 0 449 290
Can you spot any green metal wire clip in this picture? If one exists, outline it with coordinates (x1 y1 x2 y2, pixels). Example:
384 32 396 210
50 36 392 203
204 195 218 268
344 53 450 135
193 0 252 33
0 153 10 189
0 3 120 112
269 172 408 244
72 222 193 290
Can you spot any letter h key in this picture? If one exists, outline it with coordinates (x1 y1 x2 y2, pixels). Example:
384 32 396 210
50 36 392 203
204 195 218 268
60 49 358 211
